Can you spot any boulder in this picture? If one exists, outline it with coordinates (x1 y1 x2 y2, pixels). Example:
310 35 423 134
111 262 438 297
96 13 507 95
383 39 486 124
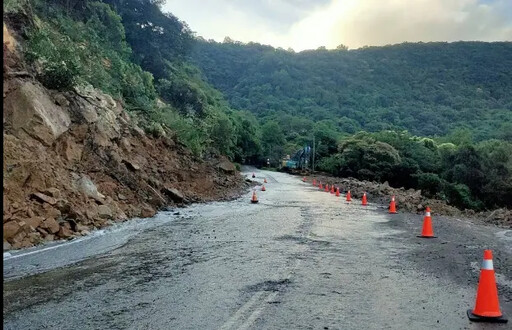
57 226 74 239
41 188 61 199
26 232 42 244
53 93 70 107
25 216 44 230
73 174 105 202
70 84 117 124
123 159 141 171
31 192 57 205
95 107 121 146
163 187 184 203
218 158 236 174
10 230 27 245
40 218 60 234
70 96 99 123
97 205 113 219
58 136 83 162
3 240 12 251
3 221 21 240
141 205 156 218
4 82 71 146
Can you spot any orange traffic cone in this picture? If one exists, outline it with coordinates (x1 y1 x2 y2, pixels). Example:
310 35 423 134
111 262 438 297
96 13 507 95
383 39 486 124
312 179 316 186
468 250 508 323
325 184 329 192
389 195 397 214
346 190 352 202
361 192 368 206
330 185 335 194
303 177 307 182
251 191 258 203
335 187 340 197
261 185 266 191
264 178 267 183
319 183 323 190
417 207 436 238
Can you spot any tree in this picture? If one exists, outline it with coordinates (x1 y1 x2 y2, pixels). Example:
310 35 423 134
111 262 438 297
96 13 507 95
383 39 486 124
261 121 285 166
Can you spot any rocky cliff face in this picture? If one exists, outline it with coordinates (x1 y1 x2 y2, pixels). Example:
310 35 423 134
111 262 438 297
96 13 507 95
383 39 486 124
3 24 246 250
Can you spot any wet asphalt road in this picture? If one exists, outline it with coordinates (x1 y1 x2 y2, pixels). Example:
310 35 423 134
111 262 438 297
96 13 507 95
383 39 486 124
3 169 512 330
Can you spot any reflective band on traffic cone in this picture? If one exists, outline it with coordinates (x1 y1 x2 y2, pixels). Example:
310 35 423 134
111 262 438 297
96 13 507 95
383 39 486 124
346 190 352 202
261 185 266 191
336 187 340 197
362 192 368 206
264 178 267 183
389 195 397 214
467 250 508 323
417 206 436 238
251 191 259 203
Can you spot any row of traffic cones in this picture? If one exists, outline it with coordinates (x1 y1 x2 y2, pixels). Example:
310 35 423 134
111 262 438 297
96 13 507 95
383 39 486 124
251 184 267 203
307 175 508 323
250 176 270 204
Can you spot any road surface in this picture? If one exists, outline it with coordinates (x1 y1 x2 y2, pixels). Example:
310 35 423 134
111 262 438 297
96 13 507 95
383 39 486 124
3 169 512 329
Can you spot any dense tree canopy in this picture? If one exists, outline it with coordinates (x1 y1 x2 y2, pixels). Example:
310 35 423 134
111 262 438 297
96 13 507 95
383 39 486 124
191 40 512 141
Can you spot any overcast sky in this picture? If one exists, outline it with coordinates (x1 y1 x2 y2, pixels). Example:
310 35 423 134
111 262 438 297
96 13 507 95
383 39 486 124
163 0 512 51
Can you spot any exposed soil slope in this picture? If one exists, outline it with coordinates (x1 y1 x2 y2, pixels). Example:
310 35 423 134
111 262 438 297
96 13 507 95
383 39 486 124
3 23 247 250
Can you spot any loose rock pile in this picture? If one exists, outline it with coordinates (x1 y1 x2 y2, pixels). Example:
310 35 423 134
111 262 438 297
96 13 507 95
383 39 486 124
310 175 511 228
3 79 246 250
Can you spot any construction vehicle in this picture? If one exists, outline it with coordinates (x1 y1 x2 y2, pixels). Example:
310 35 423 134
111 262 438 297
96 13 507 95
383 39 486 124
281 146 312 173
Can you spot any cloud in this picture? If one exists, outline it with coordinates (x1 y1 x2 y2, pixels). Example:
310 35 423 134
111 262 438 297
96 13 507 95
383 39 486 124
163 0 512 50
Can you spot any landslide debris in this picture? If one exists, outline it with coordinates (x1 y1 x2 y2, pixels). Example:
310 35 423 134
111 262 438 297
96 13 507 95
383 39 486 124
310 174 512 228
3 24 246 250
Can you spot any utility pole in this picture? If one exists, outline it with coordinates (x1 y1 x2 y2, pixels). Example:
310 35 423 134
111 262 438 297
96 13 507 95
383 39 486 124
312 135 315 173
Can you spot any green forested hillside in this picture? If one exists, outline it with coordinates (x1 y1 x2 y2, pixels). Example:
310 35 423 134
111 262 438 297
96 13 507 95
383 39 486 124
191 40 512 141
7 0 511 211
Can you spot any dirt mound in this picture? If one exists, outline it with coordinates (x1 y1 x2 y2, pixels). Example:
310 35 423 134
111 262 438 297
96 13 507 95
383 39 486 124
3 27 247 250
309 174 511 228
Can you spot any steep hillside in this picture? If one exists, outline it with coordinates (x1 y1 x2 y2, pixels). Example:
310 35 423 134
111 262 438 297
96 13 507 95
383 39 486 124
192 40 512 141
2 1 248 250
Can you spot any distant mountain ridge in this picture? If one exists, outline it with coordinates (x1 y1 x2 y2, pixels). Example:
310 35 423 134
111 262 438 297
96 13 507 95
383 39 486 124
191 41 512 141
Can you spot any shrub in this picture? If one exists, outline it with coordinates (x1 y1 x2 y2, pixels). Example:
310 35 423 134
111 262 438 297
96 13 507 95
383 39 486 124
443 183 483 210
414 172 443 197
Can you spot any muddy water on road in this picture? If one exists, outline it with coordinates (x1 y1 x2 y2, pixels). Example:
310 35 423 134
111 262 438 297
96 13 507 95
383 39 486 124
3 170 512 330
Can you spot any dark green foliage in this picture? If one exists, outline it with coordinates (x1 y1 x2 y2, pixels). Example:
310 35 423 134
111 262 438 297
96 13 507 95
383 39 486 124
15 0 511 212
20 0 251 159
104 0 194 80
192 40 512 141
25 0 157 110
261 121 285 166
319 135 401 181
443 183 483 210
413 173 443 198
320 130 512 210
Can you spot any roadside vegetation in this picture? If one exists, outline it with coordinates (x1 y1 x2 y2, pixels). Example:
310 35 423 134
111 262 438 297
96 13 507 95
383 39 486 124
5 0 511 211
